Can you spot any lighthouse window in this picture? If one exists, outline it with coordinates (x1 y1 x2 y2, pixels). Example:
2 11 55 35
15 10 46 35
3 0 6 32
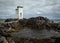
20 13 22 17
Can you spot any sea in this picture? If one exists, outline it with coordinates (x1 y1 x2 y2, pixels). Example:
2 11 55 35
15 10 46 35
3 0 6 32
0 19 6 22
52 19 60 23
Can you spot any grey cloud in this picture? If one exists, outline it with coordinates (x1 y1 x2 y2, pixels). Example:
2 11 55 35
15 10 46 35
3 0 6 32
23 0 60 19
0 0 60 19
0 0 22 19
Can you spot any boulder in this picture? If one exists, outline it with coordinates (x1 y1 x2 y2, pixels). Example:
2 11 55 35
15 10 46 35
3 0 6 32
0 35 8 43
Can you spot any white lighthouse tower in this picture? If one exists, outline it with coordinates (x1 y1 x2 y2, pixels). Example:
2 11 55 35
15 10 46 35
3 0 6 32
16 6 23 19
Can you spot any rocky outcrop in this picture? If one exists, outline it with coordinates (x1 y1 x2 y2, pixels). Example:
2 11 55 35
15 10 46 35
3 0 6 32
13 37 60 43
18 16 60 30
0 16 60 43
4 16 60 30
0 36 8 43
5 19 18 22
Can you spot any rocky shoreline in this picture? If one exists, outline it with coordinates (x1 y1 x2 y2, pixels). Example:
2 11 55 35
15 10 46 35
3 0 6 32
0 16 60 43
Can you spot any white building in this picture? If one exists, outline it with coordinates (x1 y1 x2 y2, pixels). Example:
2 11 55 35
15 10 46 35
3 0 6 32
16 6 23 19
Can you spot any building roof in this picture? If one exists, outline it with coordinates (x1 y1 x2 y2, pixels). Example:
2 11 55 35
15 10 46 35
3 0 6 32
17 6 23 8
16 9 18 10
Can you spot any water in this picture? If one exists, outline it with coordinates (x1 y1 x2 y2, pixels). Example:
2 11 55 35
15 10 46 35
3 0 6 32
0 19 6 22
51 19 60 23
54 20 60 23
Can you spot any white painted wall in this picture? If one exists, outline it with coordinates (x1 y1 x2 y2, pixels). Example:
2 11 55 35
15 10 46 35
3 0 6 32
16 6 23 19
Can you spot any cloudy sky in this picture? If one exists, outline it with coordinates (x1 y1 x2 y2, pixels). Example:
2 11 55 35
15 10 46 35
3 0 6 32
0 0 60 19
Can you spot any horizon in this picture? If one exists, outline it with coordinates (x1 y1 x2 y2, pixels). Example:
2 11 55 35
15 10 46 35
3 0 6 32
0 16 60 20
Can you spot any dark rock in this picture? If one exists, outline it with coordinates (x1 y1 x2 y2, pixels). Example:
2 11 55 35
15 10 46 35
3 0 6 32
5 19 18 22
0 16 60 43
0 35 8 43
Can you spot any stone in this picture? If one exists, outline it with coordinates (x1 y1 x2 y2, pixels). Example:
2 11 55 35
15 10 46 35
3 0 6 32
0 36 8 43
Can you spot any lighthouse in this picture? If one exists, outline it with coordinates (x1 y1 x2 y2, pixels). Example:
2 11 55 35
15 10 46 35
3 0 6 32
16 6 23 19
